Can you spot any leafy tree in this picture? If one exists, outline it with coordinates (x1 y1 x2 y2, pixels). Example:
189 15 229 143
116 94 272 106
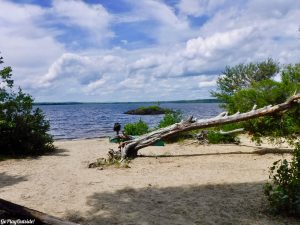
212 60 300 145
211 58 280 108
0 56 54 156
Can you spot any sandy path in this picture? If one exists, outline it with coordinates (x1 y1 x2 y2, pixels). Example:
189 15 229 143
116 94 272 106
0 137 299 225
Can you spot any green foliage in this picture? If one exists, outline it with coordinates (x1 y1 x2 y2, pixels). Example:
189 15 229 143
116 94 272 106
212 60 300 144
0 56 54 156
162 132 193 144
207 132 240 144
124 119 149 136
125 105 173 115
228 79 286 113
158 111 182 128
158 111 191 143
211 58 279 105
264 143 300 216
140 105 160 111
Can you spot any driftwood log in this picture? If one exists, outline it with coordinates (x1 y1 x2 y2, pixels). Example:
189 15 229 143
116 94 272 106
0 198 80 225
116 94 300 159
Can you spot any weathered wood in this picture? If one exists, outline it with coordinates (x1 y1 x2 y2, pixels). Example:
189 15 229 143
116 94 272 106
0 198 80 225
119 94 300 159
218 128 245 135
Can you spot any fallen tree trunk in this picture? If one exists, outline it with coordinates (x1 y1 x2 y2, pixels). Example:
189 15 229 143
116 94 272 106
119 94 300 159
0 198 80 225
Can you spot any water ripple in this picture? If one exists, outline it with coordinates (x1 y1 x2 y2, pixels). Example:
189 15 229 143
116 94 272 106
36 103 221 140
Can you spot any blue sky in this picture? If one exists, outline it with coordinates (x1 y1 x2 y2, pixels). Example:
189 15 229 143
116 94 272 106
0 0 300 102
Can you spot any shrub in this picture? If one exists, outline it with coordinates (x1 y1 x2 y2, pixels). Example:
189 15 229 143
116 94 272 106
264 143 300 216
124 119 149 136
158 111 182 128
0 56 54 156
207 132 240 144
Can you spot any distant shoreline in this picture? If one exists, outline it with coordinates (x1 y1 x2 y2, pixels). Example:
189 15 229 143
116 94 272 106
34 99 221 105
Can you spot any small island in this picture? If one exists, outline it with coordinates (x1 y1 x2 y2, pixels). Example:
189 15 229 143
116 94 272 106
124 105 174 115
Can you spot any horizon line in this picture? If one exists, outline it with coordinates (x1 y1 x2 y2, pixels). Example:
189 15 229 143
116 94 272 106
34 98 221 105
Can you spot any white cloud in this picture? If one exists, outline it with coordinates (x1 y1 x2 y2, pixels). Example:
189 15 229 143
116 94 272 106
177 0 205 16
51 0 114 45
1 0 300 102
121 0 193 44
184 27 253 58
176 0 227 17
0 0 64 87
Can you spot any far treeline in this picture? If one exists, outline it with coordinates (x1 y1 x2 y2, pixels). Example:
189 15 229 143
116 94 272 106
33 98 221 105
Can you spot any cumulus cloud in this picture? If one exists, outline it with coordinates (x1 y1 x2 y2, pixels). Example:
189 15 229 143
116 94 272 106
1 0 300 102
51 0 113 45
0 0 64 86
184 27 253 58
119 0 194 44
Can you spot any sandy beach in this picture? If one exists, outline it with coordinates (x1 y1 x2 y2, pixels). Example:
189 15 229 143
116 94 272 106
0 136 299 225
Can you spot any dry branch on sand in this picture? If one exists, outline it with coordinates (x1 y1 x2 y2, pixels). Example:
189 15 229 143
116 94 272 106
88 94 300 167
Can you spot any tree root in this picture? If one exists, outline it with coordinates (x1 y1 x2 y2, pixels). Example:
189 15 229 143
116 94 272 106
88 149 130 169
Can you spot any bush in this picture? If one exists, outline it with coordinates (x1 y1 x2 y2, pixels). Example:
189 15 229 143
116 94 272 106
158 111 182 128
124 119 149 136
207 132 240 144
264 143 300 216
0 56 54 156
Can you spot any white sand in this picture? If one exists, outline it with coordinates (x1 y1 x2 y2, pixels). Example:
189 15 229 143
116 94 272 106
0 136 299 225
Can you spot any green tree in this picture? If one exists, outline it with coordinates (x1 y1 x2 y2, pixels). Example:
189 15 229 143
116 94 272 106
211 58 280 108
212 60 300 145
0 56 54 156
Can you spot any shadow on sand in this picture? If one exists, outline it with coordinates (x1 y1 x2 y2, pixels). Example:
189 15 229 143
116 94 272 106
138 147 293 159
65 182 299 225
0 172 27 189
44 148 70 157
0 148 70 162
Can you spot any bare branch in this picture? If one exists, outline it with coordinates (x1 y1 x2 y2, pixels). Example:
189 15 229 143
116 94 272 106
119 94 300 159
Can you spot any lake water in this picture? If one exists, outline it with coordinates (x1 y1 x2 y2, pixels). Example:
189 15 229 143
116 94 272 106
37 103 222 140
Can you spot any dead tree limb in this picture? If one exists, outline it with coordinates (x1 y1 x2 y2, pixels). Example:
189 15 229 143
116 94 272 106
119 94 300 159
218 128 245 135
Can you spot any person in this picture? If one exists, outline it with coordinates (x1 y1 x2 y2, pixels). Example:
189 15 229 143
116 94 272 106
113 122 121 135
